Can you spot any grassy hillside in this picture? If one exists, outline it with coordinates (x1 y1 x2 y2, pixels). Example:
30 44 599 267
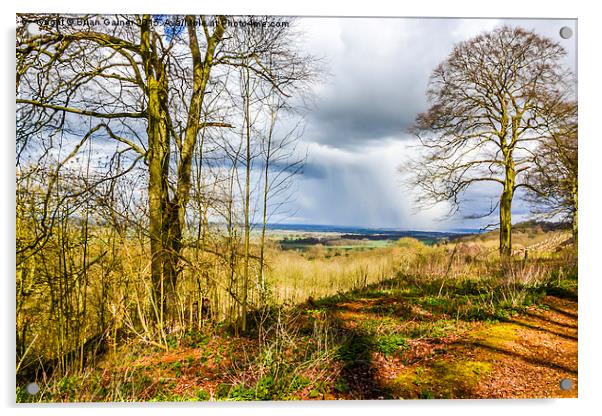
455 220 572 249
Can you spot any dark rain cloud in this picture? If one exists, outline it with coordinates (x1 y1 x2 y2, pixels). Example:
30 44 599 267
298 18 576 151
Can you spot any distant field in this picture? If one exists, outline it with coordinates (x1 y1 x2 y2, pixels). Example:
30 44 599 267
264 224 467 252
279 237 396 252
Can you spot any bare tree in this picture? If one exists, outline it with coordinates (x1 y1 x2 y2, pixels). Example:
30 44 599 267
524 100 578 242
17 14 315 332
257 98 304 300
406 26 574 258
214 19 316 331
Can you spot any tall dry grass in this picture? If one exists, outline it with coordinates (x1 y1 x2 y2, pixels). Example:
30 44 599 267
267 247 403 304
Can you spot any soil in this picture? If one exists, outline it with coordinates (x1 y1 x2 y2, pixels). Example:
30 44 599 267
331 295 578 399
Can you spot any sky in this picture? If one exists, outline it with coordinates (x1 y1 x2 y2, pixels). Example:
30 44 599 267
276 17 577 230
16 16 577 232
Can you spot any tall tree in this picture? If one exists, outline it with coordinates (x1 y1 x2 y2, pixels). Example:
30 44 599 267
407 26 574 258
17 14 231 328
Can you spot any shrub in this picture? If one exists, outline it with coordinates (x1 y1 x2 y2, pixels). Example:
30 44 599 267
374 334 408 357
397 237 425 251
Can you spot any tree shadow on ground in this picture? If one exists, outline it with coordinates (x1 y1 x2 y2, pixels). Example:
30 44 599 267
505 318 577 341
545 286 578 301
302 273 578 399
545 303 578 319
523 310 578 330
456 340 577 375
335 328 392 399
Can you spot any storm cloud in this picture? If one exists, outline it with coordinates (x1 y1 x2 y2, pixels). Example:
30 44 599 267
276 17 577 229
297 17 576 151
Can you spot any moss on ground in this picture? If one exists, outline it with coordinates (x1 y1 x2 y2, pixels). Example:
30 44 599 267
469 323 520 348
392 360 493 399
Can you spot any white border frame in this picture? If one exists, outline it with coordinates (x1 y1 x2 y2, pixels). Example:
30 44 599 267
4 1 600 415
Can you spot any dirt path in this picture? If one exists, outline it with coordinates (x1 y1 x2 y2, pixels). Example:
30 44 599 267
331 295 578 399
471 296 578 398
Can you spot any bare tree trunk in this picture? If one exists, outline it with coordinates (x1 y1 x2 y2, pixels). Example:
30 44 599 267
141 15 170 329
144 15 227 330
259 138 271 300
572 182 578 246
241 65 252 333
500 163 515 259
258 103 278 302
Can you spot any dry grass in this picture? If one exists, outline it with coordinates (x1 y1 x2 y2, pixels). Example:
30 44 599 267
268 247 403 304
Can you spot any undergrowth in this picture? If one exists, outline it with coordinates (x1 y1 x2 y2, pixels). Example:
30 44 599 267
17 240 577 402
